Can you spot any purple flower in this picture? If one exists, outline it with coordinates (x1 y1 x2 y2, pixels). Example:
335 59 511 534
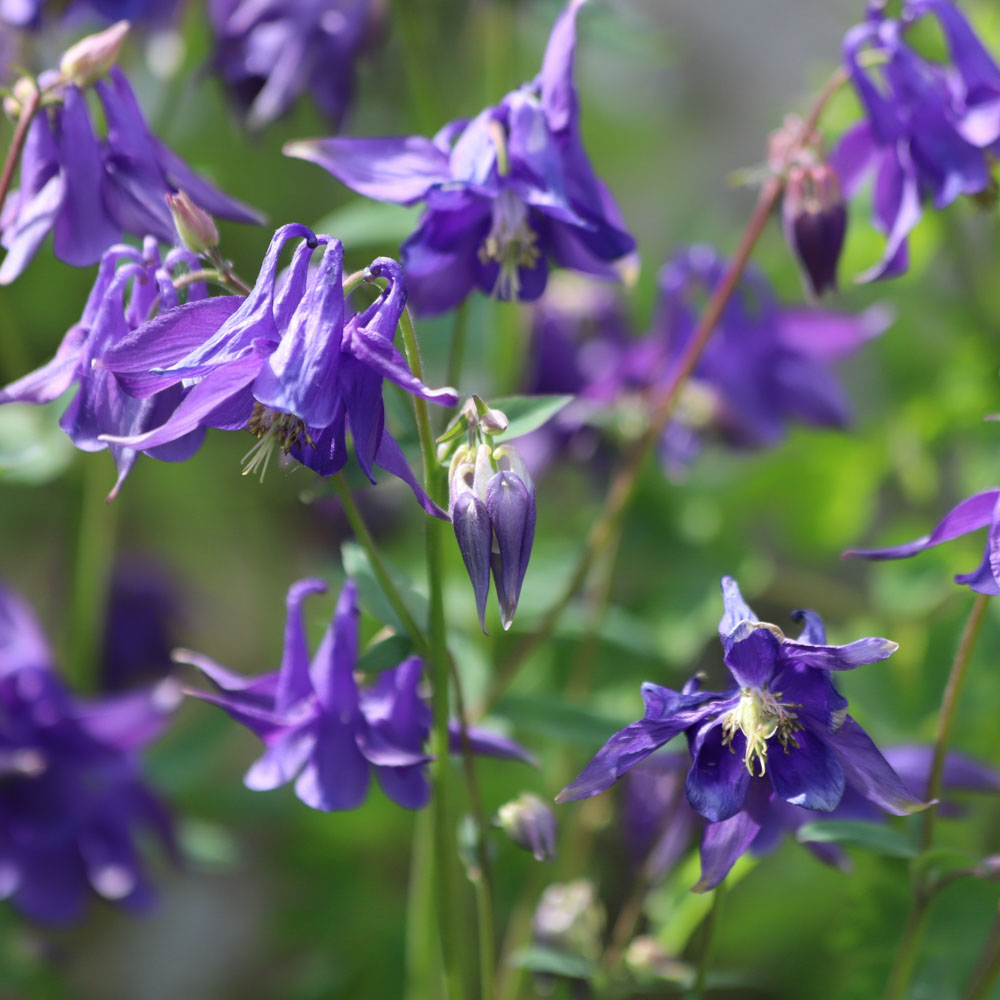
0 238 210 498
181 578 531 812
448 442 536 631
0 582 178 924
0 65 262 283
209 0 377 130
833 0 1000 282
2 0 179 29
845 488 1000 595
628 246 891 475
557 577 925 870
284 0 635 316
782 163 847 298
97 226 457 514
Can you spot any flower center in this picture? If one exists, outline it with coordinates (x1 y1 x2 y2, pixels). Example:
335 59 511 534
720 685 802 777
242 403 313 481
478 189 540 299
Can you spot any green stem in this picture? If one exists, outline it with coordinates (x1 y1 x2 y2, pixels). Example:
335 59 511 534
687 880 727 1000
206 248 252 295
67 458 118 690
920 592 991 851
883 890 934 1000
480 64 852 715
400 307 466 999
444 301 469 408
331 473 431 657
0 83 40 221
963 906 1000 1000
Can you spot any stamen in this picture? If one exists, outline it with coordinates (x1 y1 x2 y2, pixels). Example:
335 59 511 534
242 403 314 482
721 685 802 776
478 190 540 300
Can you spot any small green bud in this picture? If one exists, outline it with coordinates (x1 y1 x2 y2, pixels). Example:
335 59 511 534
59 20 131 88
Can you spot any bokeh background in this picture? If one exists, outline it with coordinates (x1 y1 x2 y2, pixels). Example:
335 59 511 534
1 1 999 997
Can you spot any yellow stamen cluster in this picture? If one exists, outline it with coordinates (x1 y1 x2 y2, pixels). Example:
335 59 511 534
242 403 314 481
721 685 802 777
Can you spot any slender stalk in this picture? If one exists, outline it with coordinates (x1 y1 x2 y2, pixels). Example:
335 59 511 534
480 65 852 714
920 592 991 851
444 300 469 405
687 880 727 1000
66 458 118 690
205 248 252 295
400 307 466 999
387 0 439 135
0 84 40 220
963 906 1000 1000
171 268 227 292
331 473 431 657
883 890 934 1000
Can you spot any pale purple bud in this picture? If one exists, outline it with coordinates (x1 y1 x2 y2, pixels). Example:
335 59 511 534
486 466 536 631
497 793 557 862
782 163 847 298
59 20 131 88
532 880 605 961
450 444 494 633
166 191 219 254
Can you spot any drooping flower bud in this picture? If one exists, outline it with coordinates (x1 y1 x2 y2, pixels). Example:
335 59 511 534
449 444 494 632
166 191 220 255
59 20 131 88
782 163 847 298
486 445 536 631
496 793 557 862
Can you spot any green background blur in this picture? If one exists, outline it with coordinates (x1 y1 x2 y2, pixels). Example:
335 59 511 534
1 1 999 997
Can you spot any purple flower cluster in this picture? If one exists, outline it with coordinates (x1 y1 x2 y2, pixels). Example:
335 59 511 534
209 0 377 130
835 0 1000 281
558 577 926 890
0 583 177 923
182 578 531 812
285 0 635 316
0 64 261 284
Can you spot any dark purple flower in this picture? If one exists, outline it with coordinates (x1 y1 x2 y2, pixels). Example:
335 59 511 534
845 488 1000 595
782 163 847 298
449 442 536 631
833 0 1000 282
558 578 924 867
181 578 531 812
0 238 209 498
97 226 457 514
628 246 891 476
209 0 377 130
0 582 178 924
0 65 262 283
284 0 635 316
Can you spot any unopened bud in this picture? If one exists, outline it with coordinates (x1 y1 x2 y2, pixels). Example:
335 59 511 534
3 77 38 120
497 793 557 862
782 163 847 298
532 879 605 961
59 20 131 88
167 191 220 254
624 936 689 983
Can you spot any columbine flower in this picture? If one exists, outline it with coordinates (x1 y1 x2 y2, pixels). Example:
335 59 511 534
97 226 457 513
845 488 1000 594
557 577 925 878
209 0 378 130
284 0 635 316
0 55 261 283
833 0 1000 282
0 582 178 924
0 238 211 498
180 578 531 812
626 246 891 476
449 441 536 631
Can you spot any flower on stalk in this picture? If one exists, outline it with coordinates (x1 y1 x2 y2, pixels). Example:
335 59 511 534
833 0 1000 282
557 577 926 887
180 579 532 812
0 582 178 924
497 792 557 862
845 488 1000 595
209 0 379 130
627 246 891 476
97 226 457 513
0 237 211 498
0 29 262 284
449 436 536 632
284 0 635 316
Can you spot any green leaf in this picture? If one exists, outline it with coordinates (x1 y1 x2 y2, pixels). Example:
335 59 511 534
341 541 428 634
357 634 415 675
509 946 595 981
313 199 420 249
496 694 632 747
487 394 573 442
795 820 917 859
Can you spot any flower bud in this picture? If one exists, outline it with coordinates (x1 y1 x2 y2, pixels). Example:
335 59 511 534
782 163 847 298
59 20 131 88
166 191 220 254
3 77 38 120
450 444 494 632
496 793 557 862
532 879 605 961
486 445 535 631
